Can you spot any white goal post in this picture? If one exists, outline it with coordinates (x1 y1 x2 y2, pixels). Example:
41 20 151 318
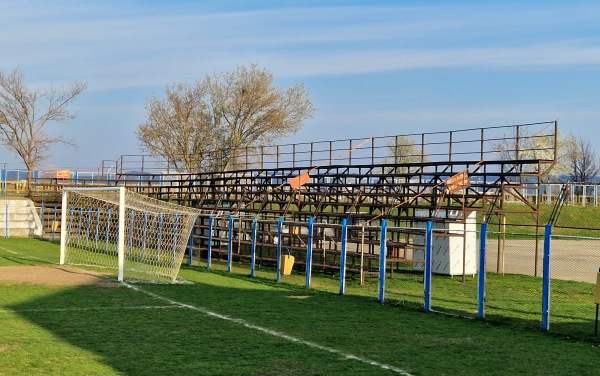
59 187 201 283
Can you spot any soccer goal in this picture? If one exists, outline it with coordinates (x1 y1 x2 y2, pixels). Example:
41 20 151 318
59 187 201 283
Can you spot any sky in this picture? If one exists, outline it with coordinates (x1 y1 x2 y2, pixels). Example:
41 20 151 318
1 0 599 171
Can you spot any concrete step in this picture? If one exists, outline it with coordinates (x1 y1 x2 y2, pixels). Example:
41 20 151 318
0 221 37 229
0 199 42 238
0 228 38 237
1 199 33 205
0 206 34 214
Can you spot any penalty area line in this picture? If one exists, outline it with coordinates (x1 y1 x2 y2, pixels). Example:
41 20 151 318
125 283 413 376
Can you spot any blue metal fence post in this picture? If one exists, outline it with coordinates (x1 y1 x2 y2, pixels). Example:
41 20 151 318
128 210 135 257
424 221 433 312
141 212 148 259
378 219 388 304
67 207 75 245
340 218 348 295
306 217 314 287
276 216 283 283
52 206 58 242
104 209 112 252
542 224 552 331
172 214 179 265
85 208 93 248
157 213 163 258
187 231 193 266
40 203 45 239
207 215 213 269
227 215 234 273
76 208 83 246
1 168 6 195
250 216 257 278
94 208 101 250
478 223 488 319
4 200 8 238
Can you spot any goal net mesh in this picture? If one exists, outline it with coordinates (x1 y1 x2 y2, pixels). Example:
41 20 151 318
61 188 200 283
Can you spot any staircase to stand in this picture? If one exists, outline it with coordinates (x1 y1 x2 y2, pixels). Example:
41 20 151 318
0 198 43 238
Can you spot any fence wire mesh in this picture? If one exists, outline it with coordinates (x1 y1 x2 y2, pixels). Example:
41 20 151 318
183 211 600 341
548 235 600 338
482 233 542 326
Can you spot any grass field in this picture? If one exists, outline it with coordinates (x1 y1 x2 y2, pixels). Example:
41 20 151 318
1 238 600 375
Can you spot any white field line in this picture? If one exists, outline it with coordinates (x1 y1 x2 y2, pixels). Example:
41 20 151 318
124 283 413 376
0 246 55 263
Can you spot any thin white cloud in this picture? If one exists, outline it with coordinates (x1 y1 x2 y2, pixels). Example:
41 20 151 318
259 42 600 78
14 40 600 93
3 2 600 86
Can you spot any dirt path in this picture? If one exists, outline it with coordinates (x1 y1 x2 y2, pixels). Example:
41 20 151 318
0 265 117 287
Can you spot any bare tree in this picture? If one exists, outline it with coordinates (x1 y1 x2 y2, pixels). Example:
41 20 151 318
0 67 87 186
136 82 218 173
207 64 315 170
565 135 600 183
137 64 316 173
494 126 567 183
385 135 426 174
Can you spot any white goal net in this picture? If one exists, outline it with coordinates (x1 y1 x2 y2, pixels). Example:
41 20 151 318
59 187 201 283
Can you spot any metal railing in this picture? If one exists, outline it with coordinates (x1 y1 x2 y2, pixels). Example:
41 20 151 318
96 121 557 175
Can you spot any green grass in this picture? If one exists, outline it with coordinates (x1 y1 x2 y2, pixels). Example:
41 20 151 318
1 238 600 375
207 258 598 340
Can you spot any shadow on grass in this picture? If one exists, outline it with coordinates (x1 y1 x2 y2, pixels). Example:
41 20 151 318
185 261 600 342
2 235 600 375
7 264 600 375
7 270 417 375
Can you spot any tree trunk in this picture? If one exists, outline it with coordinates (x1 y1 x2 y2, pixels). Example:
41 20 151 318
26 166 33 198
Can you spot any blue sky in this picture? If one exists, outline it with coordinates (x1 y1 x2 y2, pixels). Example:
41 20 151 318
1 1 599 170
